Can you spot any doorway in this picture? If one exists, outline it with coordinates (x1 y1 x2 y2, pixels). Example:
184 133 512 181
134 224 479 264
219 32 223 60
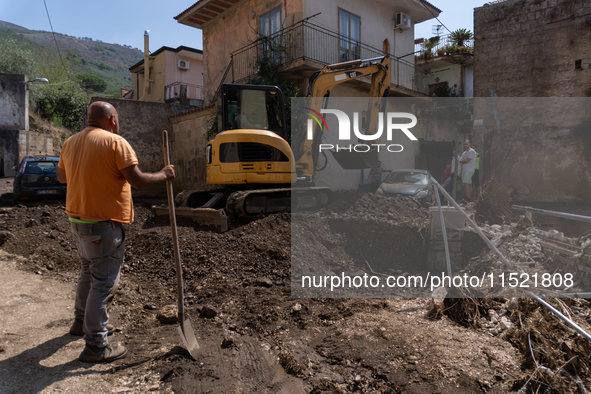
417 140 455 181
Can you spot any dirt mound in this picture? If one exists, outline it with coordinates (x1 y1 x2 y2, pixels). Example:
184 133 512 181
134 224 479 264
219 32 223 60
292 193 431 297
1 192 589 393
328 192 428 222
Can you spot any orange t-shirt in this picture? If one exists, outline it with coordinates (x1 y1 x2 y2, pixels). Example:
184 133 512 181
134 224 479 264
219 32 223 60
59 127 139 223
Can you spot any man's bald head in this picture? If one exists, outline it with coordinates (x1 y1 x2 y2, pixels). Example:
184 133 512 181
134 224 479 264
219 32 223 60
87 101 119 133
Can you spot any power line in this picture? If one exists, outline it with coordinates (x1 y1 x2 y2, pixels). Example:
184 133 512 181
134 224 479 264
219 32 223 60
42 0 68 73
419 0 453 35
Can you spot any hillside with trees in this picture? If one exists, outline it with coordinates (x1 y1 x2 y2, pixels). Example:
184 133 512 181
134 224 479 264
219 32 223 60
0 20 143 93
0 20 143 130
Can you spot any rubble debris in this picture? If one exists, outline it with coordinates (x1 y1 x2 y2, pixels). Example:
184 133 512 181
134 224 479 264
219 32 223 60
199 304 218 319
156 305 178 324
0 231 13 245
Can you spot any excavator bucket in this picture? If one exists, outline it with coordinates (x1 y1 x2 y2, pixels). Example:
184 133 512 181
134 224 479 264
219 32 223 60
152 205 228 233
330 149 378 169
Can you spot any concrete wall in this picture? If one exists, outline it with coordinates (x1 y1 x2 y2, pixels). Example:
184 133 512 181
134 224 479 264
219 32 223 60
170 106 216 192
0 74 28 176
473 97 591 203
474 0 591 97
23 131 55 157
0 74 28 130
90 98 172 198
0 131 21 178
0 74 56 176
473 0 591 203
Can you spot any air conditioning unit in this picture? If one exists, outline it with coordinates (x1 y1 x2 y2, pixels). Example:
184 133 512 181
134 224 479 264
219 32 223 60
177 59 190 70
395 12 411 30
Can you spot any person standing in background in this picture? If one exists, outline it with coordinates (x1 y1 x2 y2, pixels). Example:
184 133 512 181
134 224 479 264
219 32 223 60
367 161 391 192
443 149 462 193
471 143 481 199
459 140 476 201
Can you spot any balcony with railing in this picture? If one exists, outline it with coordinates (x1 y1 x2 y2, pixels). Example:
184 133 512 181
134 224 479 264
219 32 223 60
164 81 204 103
225 21 418 94
414 34 474 64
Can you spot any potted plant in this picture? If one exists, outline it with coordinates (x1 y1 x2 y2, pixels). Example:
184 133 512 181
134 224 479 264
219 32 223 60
421 36 440 61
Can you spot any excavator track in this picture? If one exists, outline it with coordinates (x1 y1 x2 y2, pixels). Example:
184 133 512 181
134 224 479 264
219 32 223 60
226 187 332 217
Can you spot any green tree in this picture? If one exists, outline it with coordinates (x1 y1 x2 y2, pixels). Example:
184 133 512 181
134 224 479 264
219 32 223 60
0 37 37 75
76 73 107 93
31 58 89 130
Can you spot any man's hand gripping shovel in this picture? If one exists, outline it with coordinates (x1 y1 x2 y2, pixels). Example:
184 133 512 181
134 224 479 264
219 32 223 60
163 130 200 359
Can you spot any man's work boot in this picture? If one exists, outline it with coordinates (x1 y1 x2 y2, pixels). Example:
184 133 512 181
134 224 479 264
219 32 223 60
78 344 127 363
69 318 115 336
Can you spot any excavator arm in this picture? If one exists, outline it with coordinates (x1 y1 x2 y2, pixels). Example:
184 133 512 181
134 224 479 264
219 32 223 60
295 56 391 179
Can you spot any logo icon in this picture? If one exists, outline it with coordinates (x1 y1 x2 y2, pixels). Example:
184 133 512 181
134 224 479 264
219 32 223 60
304 107 328 139
305 107 418 154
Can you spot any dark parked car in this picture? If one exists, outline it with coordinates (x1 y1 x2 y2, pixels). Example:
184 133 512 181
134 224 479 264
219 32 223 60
13 156 66 203
375 169 433 206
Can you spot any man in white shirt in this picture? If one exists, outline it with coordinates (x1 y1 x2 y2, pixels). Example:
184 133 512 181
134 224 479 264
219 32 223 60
443 149 462 192
459 140 477 201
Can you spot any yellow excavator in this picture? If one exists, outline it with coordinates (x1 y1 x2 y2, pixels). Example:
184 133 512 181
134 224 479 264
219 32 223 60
167 56 391 228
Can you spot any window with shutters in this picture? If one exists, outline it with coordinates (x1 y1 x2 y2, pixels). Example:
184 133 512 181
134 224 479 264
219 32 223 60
339 9 361 62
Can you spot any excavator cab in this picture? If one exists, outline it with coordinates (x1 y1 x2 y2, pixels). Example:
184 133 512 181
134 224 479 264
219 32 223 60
206 84 295 186
221 84 287 140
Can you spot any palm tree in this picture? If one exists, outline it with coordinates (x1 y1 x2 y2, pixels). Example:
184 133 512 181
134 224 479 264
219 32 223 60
449 28 473 48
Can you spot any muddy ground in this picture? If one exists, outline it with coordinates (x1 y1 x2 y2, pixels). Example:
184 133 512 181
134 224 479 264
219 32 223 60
1 178 591 393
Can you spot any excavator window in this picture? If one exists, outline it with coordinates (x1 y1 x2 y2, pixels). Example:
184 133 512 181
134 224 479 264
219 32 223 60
221 84 287 141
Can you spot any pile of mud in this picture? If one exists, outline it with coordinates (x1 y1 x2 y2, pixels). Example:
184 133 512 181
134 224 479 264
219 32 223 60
327 194 429 272
292 193 431 297
3 194 591 392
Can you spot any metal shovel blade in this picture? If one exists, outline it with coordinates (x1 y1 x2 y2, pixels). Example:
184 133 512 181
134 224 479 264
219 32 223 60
178 319 200 359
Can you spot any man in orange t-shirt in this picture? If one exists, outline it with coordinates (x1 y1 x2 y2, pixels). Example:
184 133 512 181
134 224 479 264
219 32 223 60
57 101 174 363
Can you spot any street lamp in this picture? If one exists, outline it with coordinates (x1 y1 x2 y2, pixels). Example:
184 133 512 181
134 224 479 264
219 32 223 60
23 78 49 91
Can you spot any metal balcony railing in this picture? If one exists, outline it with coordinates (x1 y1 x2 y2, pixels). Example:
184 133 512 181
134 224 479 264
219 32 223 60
164 82 204 102
228 21 416 91
414 34 474 59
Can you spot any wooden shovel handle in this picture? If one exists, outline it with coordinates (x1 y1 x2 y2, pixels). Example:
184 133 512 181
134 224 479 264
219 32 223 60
162 130 185 323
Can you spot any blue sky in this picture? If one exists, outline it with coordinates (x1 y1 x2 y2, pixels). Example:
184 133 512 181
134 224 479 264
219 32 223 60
414 0 488 40
0 0 486 52
0 0 203 51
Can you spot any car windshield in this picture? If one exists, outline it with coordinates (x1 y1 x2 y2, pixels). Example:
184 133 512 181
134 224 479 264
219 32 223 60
25 161 57 174
384 171 428 185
